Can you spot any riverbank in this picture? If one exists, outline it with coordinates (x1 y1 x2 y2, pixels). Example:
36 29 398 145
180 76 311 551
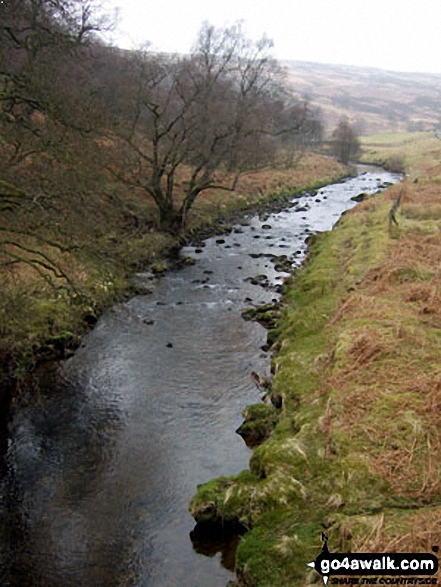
190 135 441 585
4 161 382 587
0 154 348 391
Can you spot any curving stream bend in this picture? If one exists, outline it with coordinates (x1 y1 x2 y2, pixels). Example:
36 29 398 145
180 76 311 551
0 167 401 587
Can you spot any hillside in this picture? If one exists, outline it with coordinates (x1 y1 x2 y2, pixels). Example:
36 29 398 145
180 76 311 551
284 61 441 135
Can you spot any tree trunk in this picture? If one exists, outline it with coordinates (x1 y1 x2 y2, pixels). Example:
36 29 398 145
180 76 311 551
159 204 183 234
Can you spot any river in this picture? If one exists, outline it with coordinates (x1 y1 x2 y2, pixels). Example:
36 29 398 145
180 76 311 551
0 167 400 587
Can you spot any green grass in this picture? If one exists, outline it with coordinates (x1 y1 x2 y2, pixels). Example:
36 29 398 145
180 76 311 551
190 202 394 584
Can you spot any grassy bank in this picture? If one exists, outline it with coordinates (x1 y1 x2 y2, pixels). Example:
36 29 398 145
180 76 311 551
0 154 347 385
190 135 441 585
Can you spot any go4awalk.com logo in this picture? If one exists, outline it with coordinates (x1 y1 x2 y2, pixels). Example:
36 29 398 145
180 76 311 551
307 534 439 586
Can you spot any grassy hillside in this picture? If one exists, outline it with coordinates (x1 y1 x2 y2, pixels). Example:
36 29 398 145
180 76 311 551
284 61 441 135
190 133 441 586
360 131 441 177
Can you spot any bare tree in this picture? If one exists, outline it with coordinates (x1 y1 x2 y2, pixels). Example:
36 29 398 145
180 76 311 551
0 0 109 166
277 101 323 167
331 117 360 165
108 23 319 232
0 0 111 98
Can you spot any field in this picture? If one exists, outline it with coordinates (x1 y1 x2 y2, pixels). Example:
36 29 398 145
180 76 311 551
360 131 441 178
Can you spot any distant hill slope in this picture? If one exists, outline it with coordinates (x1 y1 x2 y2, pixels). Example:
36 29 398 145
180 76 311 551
284 61 441 135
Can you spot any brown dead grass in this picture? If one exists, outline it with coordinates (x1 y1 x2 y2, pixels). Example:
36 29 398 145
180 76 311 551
324 179 441 503
189 153 347 215
0 229 90 289
346 509 441 583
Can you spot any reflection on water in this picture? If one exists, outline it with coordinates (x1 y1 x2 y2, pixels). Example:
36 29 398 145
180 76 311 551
0 168 400 587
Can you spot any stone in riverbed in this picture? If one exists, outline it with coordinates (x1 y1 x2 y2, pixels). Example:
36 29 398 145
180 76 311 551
351 192 368 202
244 274 271 288
177 257 196 268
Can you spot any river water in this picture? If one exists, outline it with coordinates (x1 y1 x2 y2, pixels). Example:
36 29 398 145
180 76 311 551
0 168 400 587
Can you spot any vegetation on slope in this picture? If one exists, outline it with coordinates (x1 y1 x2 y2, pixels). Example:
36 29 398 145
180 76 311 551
0 1 343 384
360 131 441 175
190 132 441 586
0 152 346 384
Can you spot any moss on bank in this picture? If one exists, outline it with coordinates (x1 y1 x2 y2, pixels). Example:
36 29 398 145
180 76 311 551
190 174 441 585
236 404 279 447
